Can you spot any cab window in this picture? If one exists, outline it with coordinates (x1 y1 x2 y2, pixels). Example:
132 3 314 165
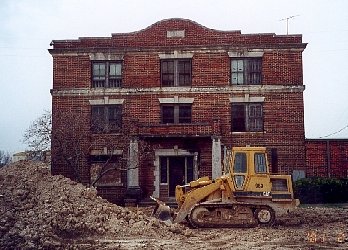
233 152 247 173
254 153 267 173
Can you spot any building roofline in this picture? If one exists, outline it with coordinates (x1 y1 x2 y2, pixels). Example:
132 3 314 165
306 138 348 142
49 18 305 48
111 18 242 37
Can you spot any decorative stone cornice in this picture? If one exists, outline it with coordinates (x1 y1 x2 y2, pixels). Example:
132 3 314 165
51 85 305 97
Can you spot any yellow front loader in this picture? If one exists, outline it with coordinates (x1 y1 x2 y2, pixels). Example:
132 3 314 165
155 147 299 228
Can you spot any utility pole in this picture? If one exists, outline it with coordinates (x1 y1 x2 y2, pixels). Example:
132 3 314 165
279 15 299 35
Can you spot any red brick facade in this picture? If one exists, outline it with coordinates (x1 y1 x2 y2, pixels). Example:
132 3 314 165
50 19 307 204
305 139 348 178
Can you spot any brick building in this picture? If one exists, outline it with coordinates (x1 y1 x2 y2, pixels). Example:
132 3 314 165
306 139 348 178
49 18 307 204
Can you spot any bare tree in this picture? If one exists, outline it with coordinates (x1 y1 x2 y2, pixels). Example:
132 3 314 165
23 110 52 157
51 109 152 190
0 150 11 167
89 119 153 188
52 110 91 182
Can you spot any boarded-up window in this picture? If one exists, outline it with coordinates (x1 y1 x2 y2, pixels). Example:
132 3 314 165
231 58 262 85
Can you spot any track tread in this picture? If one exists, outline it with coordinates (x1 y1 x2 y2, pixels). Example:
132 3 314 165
188 202 275 228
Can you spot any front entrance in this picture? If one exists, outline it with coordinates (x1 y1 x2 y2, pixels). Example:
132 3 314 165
160 156 194 197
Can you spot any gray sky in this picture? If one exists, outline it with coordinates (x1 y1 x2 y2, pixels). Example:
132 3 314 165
1 0 348 153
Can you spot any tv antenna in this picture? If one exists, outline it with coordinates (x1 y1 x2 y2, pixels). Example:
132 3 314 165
280 15 299 35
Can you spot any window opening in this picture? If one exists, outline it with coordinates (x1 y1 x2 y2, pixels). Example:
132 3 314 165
92 61 122 88
161 104 192 124
231 58 262 85
161 59 191 87
91 105 122 133
231 103 263 132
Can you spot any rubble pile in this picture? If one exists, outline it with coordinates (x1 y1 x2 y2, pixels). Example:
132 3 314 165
1 161 347 249
0 161 183 249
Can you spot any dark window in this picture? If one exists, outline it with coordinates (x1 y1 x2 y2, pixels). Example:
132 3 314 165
160 157 168 183
231 103 263 132
231 58 262 85
161 59 191 87
162 106 175 124
91 105 122 133
161 61 174 86
233 152 247 173
92 61 122 88
186 156 194 183
179 105 192 123
161 104 192 124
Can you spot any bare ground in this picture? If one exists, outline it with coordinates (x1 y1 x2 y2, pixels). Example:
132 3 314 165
0 161 347 249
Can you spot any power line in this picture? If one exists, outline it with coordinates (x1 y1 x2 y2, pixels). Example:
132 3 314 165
319 124 348 138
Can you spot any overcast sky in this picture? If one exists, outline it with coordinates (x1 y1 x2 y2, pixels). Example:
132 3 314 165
1 0 348 153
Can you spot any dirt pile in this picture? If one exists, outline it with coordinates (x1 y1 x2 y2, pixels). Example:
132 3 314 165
0 161 185 249
1 161 347 250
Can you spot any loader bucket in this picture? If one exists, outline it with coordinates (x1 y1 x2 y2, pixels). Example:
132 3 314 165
150 196 172 223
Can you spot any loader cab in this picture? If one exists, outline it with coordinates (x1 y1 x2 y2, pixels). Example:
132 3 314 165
230 147 271 192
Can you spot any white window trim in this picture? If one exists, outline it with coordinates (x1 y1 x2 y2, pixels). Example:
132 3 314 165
90 148 123 156
89 53 124 61
89 97 125 105
158 50 193 59
228 50 264 58
159 96 194 104
229 94 265 103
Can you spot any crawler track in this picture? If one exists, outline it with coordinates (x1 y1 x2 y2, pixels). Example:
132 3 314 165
187 202 275 228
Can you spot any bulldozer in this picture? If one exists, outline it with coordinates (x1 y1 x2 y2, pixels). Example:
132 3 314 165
153 146 299 228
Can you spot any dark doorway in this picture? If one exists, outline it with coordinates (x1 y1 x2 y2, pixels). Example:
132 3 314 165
160 156 194 197
168 157 185 196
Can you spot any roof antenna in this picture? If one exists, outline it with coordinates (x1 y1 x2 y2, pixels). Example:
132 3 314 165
279 15 299 35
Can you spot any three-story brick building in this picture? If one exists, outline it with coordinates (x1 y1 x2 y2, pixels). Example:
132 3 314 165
49 18 307 204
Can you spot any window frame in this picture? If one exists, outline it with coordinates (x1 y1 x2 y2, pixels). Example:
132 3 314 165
254 153 267 173
159 156 194 184
233 152 247 173
161 103 192 124
92 61 122 88
161 59 192 87
161 104 192 124
231 58 262 85
231 103 263 132
91 105 122 133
